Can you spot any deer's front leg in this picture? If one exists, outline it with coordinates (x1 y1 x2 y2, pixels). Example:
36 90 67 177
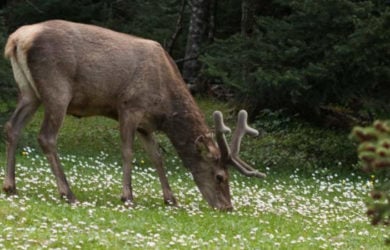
119 110 141 206
120 143 134 205
138 131 177 206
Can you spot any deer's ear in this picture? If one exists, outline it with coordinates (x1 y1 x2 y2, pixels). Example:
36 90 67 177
195 135 208 155
195 135 219 159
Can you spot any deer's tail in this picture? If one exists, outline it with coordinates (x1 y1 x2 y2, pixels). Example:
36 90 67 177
4 28 41 99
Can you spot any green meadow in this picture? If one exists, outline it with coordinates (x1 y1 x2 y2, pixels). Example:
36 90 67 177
0 100 387 249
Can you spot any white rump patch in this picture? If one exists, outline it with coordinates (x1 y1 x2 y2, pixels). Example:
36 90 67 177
8 24 43 99
10 55 41 99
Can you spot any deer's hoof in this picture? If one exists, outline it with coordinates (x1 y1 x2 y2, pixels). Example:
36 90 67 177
121 196 135 208
60 192 78 204
124 200 135 208
164 196 178 207
3 183 17 195
122 199 135 208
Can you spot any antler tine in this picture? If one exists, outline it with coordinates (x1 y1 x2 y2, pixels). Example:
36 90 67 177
213 111 231 162
231 157 267 178
231 110 259 157
230 110 266 178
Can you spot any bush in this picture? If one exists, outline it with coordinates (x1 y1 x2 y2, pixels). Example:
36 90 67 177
351 120 390 244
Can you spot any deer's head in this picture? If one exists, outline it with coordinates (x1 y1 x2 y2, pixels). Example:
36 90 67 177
192 110 266 210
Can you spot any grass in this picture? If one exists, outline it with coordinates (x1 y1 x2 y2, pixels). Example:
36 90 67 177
0 99 388 249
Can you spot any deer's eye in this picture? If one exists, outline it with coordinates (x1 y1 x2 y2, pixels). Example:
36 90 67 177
215 171 226 183
216 174 224 183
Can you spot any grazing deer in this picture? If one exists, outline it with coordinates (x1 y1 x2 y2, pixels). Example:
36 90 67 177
3 20 265 210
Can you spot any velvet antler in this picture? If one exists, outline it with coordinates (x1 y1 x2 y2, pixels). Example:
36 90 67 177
213 110 266 178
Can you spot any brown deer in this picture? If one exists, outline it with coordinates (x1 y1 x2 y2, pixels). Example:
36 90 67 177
3 20 265 210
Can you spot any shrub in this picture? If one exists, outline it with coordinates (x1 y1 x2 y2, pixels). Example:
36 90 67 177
248 110 357 173
351 120 390 244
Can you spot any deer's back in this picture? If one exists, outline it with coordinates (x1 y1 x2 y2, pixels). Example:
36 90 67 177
8 20 181 120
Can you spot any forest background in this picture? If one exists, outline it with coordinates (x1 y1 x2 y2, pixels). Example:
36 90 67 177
0 0 389 126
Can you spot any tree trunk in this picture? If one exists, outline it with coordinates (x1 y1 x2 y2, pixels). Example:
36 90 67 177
164 0 187 54
182 0 209 90
208 0 217 42
241 0 256 36
240 0 257 91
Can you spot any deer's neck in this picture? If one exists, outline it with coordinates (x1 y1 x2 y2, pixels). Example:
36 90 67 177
162 97 210 169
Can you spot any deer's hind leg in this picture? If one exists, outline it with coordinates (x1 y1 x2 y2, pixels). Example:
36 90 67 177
3 94 40 194
37 97 76 203
138 131 177 206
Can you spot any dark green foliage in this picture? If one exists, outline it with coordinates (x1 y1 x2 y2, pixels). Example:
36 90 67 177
248 110 357 172
351 120 390 243
0 18 14 97
0 16 15 138
3 0 188 56
213 0 241 38
5 0 111 31
201 0 390 119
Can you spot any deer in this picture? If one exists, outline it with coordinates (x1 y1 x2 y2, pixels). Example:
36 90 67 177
3 20 265 210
